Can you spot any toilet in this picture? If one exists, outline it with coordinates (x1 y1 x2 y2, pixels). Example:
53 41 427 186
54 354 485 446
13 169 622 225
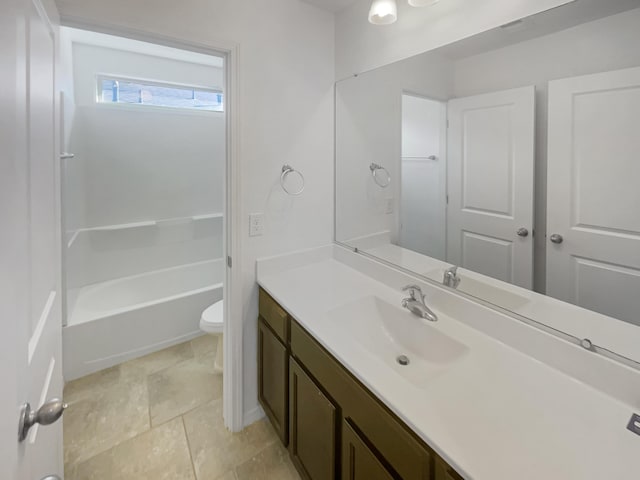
200 300 224 372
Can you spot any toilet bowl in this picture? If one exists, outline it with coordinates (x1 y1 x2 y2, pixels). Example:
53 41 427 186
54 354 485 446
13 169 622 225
200 300 223 372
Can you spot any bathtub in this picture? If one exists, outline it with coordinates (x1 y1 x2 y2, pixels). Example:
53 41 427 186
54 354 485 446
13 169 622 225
63 259 223 380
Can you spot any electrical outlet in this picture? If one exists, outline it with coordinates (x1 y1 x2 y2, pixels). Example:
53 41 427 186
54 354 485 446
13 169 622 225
249 213 264 237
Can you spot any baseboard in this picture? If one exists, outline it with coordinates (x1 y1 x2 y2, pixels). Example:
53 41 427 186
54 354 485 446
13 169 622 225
243 405 265 428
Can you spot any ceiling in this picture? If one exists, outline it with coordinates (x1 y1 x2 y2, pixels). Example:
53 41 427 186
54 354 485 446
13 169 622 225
300 0 360 13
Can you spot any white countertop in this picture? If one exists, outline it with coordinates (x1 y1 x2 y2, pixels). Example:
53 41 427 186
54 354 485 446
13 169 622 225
257 245 640 480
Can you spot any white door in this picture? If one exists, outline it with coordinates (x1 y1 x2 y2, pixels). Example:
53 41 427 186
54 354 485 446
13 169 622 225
447 86 535 288
546 67 640 326
1 0 64 479
400 94 447 259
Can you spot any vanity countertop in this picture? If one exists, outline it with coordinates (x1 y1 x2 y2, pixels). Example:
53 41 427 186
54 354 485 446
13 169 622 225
256 245 640 480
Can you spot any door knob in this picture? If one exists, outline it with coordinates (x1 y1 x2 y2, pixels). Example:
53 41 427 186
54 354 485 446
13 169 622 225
516 228 529 237
550 234 564 244
40 476 61 480
18 398 67 442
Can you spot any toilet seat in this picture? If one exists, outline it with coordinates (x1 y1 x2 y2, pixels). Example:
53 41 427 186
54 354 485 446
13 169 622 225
200 300 223 334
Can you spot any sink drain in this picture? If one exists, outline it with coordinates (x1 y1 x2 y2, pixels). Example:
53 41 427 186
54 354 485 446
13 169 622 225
396 355 410 366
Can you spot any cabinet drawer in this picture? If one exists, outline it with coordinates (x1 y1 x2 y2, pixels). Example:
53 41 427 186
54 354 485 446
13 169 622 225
290 358 338 480
291 320 433 480
342 419 395 480
259 288 288 343
258 318 288 444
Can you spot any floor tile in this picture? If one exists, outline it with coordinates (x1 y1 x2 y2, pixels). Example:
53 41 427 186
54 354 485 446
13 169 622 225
120 341 194 378
148 357 222 426
215 472 237 480
63 372 150 466
235 442 300 480
69 417 195 480
183 399 277 479
191 334 217 358
64 365 123 403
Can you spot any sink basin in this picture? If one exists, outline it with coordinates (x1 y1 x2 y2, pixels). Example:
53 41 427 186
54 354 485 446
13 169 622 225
424 269 530 311
325 296 468 388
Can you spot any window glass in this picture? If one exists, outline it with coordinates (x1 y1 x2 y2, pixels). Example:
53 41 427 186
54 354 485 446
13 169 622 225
98 77 223 111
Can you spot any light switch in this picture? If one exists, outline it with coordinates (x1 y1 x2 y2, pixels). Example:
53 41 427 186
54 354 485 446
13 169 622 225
385 198 394 214
249 213 264 237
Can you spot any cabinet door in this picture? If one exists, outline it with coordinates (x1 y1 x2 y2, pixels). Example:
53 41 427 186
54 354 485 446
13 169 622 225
289 358 337 480
435 458 464 480
258 318 288 444
342 420 394 480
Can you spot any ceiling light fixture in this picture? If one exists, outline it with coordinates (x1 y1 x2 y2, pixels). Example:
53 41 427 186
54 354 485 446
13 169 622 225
368 0 398 25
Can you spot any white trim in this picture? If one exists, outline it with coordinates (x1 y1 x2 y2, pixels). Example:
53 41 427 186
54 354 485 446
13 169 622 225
243 405 265 428
58 16 245 432
223 42 244 433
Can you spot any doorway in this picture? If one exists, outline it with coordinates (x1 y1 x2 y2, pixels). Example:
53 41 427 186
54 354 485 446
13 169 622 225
56 26 247 478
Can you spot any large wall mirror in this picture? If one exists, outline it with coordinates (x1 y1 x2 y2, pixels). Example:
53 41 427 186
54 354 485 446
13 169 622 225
335 0 640 364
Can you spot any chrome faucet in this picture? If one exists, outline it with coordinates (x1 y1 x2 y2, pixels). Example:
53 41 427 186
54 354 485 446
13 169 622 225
401 285 438 322
443 266 461 289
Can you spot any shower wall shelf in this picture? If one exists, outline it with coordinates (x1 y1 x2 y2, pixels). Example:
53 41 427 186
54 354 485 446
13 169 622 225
66 213 224 248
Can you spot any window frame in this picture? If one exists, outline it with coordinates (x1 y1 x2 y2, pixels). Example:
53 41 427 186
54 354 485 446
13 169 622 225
95 74 224 113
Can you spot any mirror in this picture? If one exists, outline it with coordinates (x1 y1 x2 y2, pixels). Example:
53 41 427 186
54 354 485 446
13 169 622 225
335 0 640 364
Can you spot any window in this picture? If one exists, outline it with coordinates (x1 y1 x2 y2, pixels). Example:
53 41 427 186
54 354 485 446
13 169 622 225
97 76 224 112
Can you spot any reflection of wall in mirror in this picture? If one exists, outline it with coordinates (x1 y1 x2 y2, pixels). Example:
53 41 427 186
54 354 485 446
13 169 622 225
337 7 640 295
400 94 447 260
335 51 453 247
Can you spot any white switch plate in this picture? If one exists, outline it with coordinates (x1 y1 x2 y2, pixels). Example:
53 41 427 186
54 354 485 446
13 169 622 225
249 213 264 237
385 198 394 214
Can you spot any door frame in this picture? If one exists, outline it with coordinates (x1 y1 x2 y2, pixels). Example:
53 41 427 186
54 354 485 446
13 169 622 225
57 16 245 432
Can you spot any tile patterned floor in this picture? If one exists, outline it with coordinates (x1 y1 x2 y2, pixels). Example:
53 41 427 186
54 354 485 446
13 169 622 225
64 336 300 480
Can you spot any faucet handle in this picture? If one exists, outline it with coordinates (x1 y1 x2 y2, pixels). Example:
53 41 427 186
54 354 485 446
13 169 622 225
446 266 458 274
402 284 424 301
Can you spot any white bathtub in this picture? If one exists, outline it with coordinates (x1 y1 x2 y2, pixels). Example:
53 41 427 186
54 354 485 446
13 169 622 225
63 259 223 380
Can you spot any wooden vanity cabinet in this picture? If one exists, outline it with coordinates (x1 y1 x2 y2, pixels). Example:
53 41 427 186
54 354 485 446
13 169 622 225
289 358 338 480
435 460 464 480
257 289 290 444
342 420 395 480
257 287 463 480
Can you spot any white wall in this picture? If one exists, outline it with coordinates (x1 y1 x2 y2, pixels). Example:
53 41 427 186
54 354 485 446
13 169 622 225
335 51 453 245
55 0 336 420
62 41 226 302
68 43 224 228
335 0 574 78
453 7 640 292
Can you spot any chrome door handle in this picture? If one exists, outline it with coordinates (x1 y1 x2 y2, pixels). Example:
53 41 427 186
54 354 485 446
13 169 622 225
40 476 61 480
59 152 75 159
550 234 564 244
18 398 67 442
516 228 529 237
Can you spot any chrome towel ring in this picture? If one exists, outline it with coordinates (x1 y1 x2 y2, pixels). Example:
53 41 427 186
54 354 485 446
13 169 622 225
281 165 305 196
370 163 391 188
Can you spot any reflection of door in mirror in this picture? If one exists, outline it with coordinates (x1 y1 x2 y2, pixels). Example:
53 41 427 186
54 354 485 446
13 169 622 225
447 87 535 289
399 94 447 259
546 66 640 326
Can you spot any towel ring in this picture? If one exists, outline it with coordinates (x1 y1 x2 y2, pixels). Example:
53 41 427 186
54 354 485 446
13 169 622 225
370 163 391 188
281 165 305 196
